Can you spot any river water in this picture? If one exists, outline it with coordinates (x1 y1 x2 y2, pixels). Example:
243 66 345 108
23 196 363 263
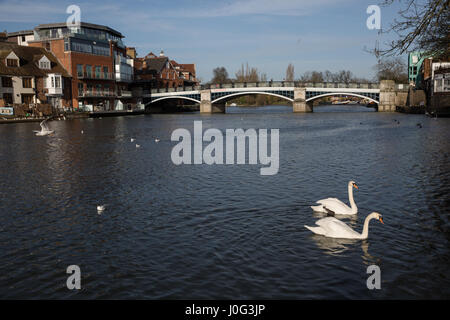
0 105 449 299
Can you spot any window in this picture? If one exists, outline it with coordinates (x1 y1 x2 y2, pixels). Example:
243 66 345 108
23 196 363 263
6 59 18 67
95 66 101 79
96 84 102 94
51 77 54 88
22 77 32 88
103 66 108 79
21 94 34 104
77 64 84 77
54 76 61 88
21 36 26 42
2 93 13 104
39 60 50 69
64 39 70 51
78 83 84 95
1 77 12 87
86 65 92 78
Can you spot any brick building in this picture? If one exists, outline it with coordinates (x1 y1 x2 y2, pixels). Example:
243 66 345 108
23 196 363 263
21 22 134 111
134 50 198 90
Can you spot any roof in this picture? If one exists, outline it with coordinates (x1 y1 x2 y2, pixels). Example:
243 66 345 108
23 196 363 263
35 22 123 38
143 57 169 73
0 42 70 77
6 30 34 37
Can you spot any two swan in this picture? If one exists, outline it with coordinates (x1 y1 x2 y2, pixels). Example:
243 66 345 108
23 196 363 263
306 180 383 239
311 180 358 215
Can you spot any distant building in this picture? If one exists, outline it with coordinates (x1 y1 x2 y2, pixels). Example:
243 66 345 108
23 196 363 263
134 50 197 90
408 51 430 86
0 40 71 110
6 30 34 46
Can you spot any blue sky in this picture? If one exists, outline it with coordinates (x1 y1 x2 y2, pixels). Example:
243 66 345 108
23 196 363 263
0 0 405 82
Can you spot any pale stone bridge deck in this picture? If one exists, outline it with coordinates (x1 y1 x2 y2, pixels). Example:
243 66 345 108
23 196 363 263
143 80 408 113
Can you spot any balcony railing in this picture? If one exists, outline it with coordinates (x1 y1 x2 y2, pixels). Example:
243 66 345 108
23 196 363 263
77 72 115 80
78 90 117 97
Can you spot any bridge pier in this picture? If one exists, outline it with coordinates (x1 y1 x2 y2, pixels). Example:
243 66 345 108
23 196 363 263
200 89 225 113
293 87 313 112
378 80 397 112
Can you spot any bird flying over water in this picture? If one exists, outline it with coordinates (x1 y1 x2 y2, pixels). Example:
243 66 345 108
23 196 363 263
34 119 54 136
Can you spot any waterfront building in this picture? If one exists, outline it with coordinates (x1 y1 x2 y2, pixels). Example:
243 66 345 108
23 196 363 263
24 22 134 111
0 40 71 111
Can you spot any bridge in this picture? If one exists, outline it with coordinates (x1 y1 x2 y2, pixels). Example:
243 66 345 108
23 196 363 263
143 80 409 113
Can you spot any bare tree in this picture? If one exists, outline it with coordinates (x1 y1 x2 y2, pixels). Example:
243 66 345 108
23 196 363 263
235 63 260 82
374 57 409 82
211 67 230 84
285 63 295 81
375 0 449 58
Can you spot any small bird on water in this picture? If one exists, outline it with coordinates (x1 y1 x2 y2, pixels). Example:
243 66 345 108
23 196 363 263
130 138 135 142
155 138 160 143
97 205 105 212
136 144 141 148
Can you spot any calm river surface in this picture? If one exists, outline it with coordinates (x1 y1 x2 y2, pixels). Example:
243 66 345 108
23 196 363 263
0 105 449 299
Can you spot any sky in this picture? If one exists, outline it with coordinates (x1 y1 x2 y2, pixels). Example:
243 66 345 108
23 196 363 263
0 0 406 82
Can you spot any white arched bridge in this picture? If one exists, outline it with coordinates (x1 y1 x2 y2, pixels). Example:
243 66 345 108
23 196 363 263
144 81 408 113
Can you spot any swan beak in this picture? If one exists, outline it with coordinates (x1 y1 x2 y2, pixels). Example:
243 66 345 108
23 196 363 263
353 184 359 189
379 217 384 224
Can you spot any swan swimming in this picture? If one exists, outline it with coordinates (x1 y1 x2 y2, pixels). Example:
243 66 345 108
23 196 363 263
97 205 105 212
136 144 141 148
130 138 135 142
34 119 54 136
155 138 160 143
311 181 358 215
305 212 384 239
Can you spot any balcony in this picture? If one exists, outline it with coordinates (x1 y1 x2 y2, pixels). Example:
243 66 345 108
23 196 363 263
117 90 132 97
77 72 114 80
46 87 63 95
78 90 117 98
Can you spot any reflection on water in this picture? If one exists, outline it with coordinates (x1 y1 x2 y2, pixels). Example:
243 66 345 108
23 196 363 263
0 105 449 299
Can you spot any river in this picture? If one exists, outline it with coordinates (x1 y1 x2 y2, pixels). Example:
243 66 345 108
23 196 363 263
0 104 449 299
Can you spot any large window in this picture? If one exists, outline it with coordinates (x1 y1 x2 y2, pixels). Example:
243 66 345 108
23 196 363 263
1 77 12 87
2 93 13 104
55 76 61 88
95 66 101 79
78 82 84 95
77 64 83 77
92 45 110 56
22 77 32 88
71 41 92 54
86 65 92 78
21 94 34 104
39 60 50 69
103 66 109 79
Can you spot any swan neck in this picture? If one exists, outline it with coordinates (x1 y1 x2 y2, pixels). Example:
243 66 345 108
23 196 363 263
361 214 375 239
348 184 357 212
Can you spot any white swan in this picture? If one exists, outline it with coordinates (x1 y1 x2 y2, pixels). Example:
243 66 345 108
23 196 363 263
34 119 54 136
311 180 358 215
305 212 384 239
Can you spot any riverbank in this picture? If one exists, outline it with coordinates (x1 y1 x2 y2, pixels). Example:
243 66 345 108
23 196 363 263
0 110 146 124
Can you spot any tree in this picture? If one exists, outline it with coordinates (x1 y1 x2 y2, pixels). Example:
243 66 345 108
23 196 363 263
375 0 449 58
285 63 295 81
211 67 230 84
235 63 259 82
374 57 409 83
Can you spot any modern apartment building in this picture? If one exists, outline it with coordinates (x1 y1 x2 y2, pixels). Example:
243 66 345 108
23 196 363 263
24 22 134 111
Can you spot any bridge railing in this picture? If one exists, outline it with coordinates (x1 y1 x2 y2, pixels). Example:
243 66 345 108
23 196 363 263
149 81 382 93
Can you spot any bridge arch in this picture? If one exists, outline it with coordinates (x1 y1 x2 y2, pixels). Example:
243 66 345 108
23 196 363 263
148 96 201 105
306 92 379 104
212 91 294 104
